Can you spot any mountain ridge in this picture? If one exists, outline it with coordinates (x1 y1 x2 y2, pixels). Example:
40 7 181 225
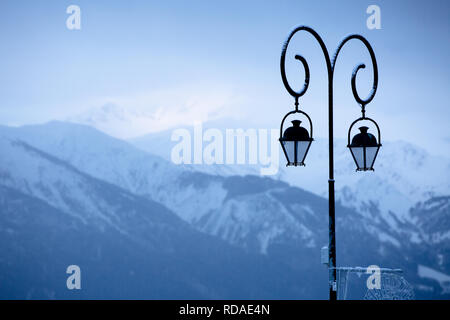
1 121 449 299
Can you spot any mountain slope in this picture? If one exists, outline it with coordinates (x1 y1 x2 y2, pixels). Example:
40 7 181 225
0 135 310 299
1 122 449 299
129 126 450 234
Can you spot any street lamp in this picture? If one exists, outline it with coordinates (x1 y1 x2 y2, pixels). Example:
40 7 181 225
279 26 381 300
280 116 313 166
348 115 382 171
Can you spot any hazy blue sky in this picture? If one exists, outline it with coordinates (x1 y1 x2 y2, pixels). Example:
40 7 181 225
0 0 449 155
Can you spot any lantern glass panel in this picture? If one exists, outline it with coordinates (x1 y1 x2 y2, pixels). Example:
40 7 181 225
297 141 310 163
281 140 295 164
365 146 379 168
350 146 365 169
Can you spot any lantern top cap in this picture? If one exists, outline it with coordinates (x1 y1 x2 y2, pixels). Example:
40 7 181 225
350 126 378 147
359 126 369 133
292 120 301 127
281 119 311 141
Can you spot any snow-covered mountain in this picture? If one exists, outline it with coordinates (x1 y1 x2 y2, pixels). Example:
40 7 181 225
0 122 306 252
281 139 450 222
1 121 449 299
130 126 450 233
0 133 308 299
409 196 450 261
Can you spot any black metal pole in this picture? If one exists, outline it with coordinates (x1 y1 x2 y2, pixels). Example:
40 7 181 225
280 26 378 300
328 70 337 301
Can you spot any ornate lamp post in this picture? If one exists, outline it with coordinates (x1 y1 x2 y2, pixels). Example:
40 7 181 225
279 26 381 300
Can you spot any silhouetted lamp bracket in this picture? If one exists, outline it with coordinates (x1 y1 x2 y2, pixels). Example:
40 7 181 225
345 58 382 171
279 50 314 166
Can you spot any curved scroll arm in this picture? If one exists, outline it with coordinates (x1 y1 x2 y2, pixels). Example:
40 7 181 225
280 26 332 104
279 110 314 140
332 35 378 108
347 117 382 146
